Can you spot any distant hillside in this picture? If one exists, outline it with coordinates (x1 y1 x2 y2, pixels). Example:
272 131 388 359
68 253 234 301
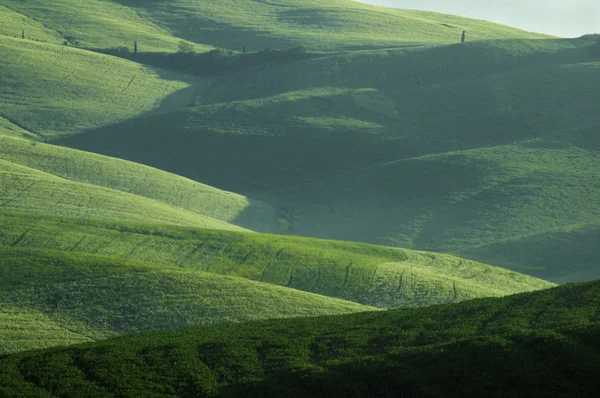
0 246 375 355
458 222 600 284
1 279 597 397
0 135 277 231
0 213 554 309
0 0 549 53
0 36 196 139
56 37 600 282
0 0 204 52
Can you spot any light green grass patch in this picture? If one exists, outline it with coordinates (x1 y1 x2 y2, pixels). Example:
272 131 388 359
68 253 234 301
0 0 207 52
0 36 195 138
0 165 246 231
0 213 555 309
0 246 376 354
0 135 277 231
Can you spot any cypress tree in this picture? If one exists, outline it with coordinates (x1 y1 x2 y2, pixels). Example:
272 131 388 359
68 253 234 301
461 30 466 43
134 40 138 54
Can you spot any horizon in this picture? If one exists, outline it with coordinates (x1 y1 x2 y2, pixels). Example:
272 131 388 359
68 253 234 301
359 0 600 38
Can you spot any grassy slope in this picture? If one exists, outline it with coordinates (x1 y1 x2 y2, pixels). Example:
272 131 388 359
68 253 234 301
0 213 554 309
58 37 600 282
274 141 600 274
0 135 277 231
1 280 598 397
0 159 244 231
0 0 548 53
112 0 549 51
457 222 600 284
0 5 63 44
0 246 374 355
0 0 206 52
0 36 196 139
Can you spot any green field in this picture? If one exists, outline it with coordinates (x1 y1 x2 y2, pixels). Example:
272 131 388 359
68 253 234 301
0 0 549 53
0 36 197 139
0 279 597 396
0 0 598 393
0 245 375 355
0 135 277 231
56 35 600 282
0 213 553 309
0 0 205 52
0 160 244 231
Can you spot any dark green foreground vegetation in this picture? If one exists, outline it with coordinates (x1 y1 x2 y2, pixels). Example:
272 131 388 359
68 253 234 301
0 280 598 397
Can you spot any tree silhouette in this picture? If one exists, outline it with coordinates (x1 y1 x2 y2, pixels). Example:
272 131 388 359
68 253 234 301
461 30 466 43
22 30 25 39
134 41 138 54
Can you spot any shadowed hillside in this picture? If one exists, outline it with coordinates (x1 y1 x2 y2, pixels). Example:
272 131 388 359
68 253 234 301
56 37 600 282
1 279 598 396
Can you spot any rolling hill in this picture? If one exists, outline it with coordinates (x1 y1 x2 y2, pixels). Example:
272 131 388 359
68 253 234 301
0 135 278 231
0 0 549 54
0 279 597 396
0 245 376 355
0 158 245 231
0 213 554 309
0 36 197 139
0 0 205 52
56 35 600 282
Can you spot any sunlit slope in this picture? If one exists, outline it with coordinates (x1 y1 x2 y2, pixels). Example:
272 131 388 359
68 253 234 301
0 36 196 139
110 0 549 51
0 117 36 139
1 280 598 397
0 5 63 44
0 0 205 52
0 135 277 231
0 213 554 309
0 246 374 355
0 161 245 231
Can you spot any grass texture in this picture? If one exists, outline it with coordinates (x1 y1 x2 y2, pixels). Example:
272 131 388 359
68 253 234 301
57 36 600 282
0 36 195 138
0 245 375 355
0 135 277 231
0 160 245 231
0 213 555 309
1 0 549 53
0 279 597 396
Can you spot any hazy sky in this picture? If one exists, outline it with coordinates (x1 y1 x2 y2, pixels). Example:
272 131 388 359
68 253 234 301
358 0 599 38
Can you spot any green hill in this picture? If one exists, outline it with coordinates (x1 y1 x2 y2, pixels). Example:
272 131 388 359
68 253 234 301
0 135 277 231
1 279 597 397
0 158 245 231
0 245 375 355
57 36 600 282
0 213 554 309
0 0 549 53
458 222 600 284
0 36 197 139
0 0 205 52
